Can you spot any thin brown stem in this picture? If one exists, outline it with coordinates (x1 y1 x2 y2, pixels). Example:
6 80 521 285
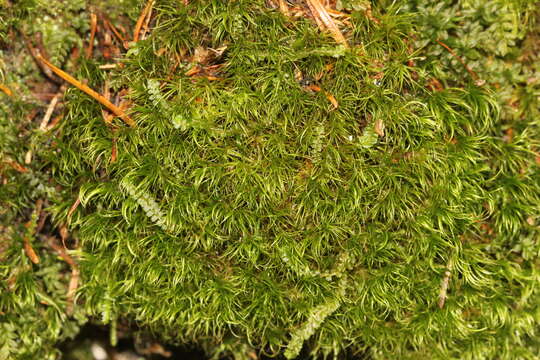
436 40 478 80
47 236 79 315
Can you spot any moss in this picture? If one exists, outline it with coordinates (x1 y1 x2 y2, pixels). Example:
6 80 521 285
1 0 540 359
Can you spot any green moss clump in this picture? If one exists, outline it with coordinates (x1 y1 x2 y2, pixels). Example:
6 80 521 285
1 0 539 359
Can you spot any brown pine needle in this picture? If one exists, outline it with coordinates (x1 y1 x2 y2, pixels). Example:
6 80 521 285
133 0 154 42
278 0 290 16
374 118 385 137
36 54 135 127
185 66 202 76
67 197 81 219
40 91 63 130
141 4 154 40
0 83 13 96
111 137 118 163
436 40 478 80
306 0 349 47
47 114 63 130
47 236 79 315
66 267 80 315
23 237 40 264
104 18 129 50
86 13 98 58
324 91 338 109
6 160 29 173
305 0 324 29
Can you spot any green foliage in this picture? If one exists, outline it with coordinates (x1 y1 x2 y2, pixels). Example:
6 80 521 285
1 0 539 359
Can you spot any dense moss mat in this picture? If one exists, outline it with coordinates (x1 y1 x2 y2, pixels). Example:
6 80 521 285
1 0 539 359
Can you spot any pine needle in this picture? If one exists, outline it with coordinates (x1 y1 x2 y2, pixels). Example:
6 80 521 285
23 237 40 264
436 40 478 80
0 83 13 97
35 54 135 127
40 91 63 130
104 17 129 50
67 197 81 219
133 0 154 42
324 90 338 109
306 0 349 47
86 13 98 59
278 0 290 16
47 236 79 315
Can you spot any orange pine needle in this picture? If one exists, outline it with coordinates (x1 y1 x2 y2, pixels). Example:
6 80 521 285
36 54 135 127
306 0 349 47
86 13 98 58
0 83 13 97
6 160 28 173
133 0 154 42
141 4 154 40
23 238 40 264
67 197 81 219
185 66 201 76
324 91 338 109
104 18 129 50
110 138 117 163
